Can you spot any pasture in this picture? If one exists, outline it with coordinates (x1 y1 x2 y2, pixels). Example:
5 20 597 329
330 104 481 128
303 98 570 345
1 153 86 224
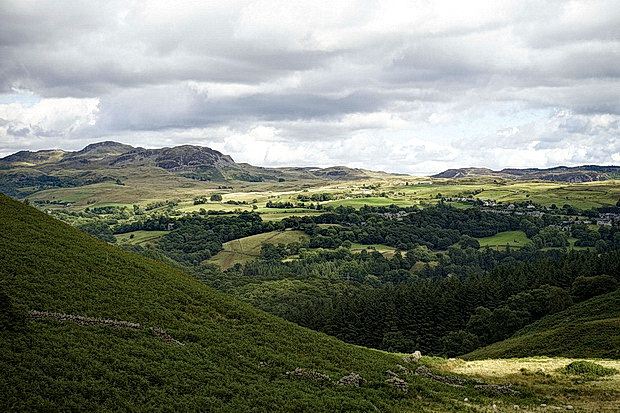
476 230 531 249
208 230 309 270
439 357 620 412
114 230 169 245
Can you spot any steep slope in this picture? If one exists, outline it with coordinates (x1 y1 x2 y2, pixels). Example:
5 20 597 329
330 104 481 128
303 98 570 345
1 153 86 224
464 290 620 360
0 194 508 412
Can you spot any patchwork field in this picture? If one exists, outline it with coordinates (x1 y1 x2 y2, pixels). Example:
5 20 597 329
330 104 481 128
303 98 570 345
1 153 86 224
114 230 169 245
208 230 310 270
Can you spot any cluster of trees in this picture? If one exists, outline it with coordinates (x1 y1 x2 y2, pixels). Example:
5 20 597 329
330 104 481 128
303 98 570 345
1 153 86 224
284 250 620 356
573 224 620 252
281 205 542 251
296 193 333 202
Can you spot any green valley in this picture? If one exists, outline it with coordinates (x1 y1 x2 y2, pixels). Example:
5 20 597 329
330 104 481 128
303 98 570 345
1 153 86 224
2 143 620 411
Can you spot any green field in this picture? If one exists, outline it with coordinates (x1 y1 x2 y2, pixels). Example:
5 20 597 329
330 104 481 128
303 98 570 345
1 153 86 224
259 211 324 221
476 230 531 248
115 230 169 245
208 230 309 270
325 197 415 208
350 243 397 257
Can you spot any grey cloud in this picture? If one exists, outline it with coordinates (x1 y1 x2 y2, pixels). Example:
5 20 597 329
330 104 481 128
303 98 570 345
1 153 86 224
92 83 389 132
1 1 620 173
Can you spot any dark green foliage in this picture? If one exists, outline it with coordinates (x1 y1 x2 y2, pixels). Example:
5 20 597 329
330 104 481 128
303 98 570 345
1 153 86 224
465 289 620 360
76 220 117 243
260 243 288 261
156 213 279 266
561 361 618 377
441 330 480 357
571 275 618 302
282 204 526 250
0 170 111 197
0 287 27 331
210 193 223 201
532 227 569 248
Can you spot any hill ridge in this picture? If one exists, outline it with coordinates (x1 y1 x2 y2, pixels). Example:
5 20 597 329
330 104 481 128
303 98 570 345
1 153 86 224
432 165 620 182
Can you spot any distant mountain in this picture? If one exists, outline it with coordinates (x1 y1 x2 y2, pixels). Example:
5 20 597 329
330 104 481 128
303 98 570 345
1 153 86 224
0 141 402 198
432 165 620 183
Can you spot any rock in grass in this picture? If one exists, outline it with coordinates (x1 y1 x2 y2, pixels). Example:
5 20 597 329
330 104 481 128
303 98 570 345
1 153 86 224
385 377 409 393
403 350 422 363
336 373 363 387
285 368 331 382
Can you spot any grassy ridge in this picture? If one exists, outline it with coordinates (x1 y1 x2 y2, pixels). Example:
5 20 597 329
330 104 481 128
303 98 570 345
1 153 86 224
4 193 516 412
464 290 620 360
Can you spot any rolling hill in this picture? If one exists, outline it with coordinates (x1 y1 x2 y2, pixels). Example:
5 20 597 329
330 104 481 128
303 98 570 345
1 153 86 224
0 142 404 198
464 289 620 360
432 165 620 183
0 193 524 412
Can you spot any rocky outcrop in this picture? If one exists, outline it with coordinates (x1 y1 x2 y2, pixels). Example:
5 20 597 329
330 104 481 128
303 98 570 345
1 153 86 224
336 373 364 387
285 368 332 382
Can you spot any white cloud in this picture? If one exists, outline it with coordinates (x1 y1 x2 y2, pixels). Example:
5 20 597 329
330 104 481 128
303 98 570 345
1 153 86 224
0 1 619 173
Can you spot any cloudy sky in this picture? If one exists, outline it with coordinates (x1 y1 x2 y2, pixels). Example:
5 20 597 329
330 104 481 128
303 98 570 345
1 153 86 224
1 0 619 175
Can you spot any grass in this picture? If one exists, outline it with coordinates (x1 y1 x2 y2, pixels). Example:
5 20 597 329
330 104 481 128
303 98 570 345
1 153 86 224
21 172 620 222
325 197 415 208
258 211 324 221
208 230 309 270
464 290 620 360
349 243 398 258
475 230 531 249
441 357 620 412
115 230 170 245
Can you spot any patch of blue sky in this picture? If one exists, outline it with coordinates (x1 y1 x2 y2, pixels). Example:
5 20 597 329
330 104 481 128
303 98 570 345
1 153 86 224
0 93 41 107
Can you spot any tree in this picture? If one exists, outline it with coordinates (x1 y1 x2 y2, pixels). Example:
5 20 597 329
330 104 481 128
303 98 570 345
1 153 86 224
441 330 480 357
210 194 223 202
571 275 618 302
460 235 480 249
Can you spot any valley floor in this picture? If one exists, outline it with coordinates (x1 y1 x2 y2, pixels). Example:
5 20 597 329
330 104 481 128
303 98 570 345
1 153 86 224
437 357 620 412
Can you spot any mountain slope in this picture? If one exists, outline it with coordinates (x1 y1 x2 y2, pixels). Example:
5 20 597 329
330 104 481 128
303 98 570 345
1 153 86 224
432 165 620 182
0 193 507 412
464 289 620 360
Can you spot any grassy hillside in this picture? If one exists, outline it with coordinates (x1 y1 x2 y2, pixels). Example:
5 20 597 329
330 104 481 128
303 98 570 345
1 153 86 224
208 230 309 270
3 193 538 412
464 290 620 360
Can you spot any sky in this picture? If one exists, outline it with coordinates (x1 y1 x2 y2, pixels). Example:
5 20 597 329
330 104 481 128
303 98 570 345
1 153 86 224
0 0 619 175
